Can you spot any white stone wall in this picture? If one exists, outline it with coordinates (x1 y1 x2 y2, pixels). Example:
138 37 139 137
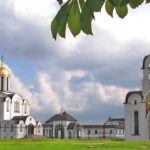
81 127 124 139
0 121 17 139
125 93 148 140
34 122 43 136
142 56 150 95
3 94 30 121
0 99 4 121
81 128 101 139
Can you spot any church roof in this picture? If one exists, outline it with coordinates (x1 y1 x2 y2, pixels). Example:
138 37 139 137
107 117 125 122
0 65 10 76
82 124 124 129
0 91 15 101
45 111 77 123
82 125 102 129
43 124 53 128
67 122 76 129
124 91 143 104
12 116 29 123
142 54 150 68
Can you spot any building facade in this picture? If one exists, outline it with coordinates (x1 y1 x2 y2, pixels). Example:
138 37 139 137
0 61 43 138
43 111 80 139
43 111 125 139
125 55 150 140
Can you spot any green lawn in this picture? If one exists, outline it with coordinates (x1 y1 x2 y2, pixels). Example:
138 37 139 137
0 139 150 150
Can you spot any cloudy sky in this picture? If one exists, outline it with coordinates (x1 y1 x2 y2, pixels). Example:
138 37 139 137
1 0 150 124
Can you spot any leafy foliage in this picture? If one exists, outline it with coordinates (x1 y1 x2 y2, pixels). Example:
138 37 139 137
52 0 150 39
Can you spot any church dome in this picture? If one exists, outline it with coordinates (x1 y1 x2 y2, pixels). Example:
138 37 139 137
0 65 10 76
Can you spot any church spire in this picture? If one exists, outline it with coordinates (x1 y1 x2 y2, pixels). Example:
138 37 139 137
0 56 3 67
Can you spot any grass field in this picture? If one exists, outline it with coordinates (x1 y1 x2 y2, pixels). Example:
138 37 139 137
0 139 150 150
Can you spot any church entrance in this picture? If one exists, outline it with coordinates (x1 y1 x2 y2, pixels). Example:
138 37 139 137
55 124 64 138
28 124 34 135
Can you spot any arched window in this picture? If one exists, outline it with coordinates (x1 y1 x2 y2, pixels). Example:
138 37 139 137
134 111 139 135
6 101 9 112
134 100 137 105
24 103 27 114
14 101 20 113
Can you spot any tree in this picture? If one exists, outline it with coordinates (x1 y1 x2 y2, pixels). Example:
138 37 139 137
52 0 150 39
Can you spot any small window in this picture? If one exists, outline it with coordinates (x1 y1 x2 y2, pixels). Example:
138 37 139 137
20 124 23 132
24 103 27 114
110 130 112 134
134 111 139 135
123 130 125 135
38 125 40 133
43 129 45 136
134 100 137 105
4 124 6 132
149 64 150 79
14 101 20 113
6 101 9 112
11 124 13 132
95 130 98 134
119 130 121 135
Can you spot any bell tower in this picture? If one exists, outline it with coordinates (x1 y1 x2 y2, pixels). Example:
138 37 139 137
142 55 150 95
0 56 10 92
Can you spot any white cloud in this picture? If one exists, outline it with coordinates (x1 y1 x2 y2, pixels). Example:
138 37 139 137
14 0 58 18
6 64 135 114
37 72 61 113
10 69 62 113
94 4 150 42
96 84 132 104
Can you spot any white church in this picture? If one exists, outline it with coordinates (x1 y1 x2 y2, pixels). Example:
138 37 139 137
125 54 150 140
0 59 43 138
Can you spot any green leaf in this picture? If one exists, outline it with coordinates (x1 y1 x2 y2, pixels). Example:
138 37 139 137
81 5 93 34
51 17 59 39
53 1 71 38
129 0 144 8
115 4 128 18
79 0 86 10
68 0 81 36
86 0 105 12
57 17 67 38
105 0 114 17
109 0 120 6
120 0 131 6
